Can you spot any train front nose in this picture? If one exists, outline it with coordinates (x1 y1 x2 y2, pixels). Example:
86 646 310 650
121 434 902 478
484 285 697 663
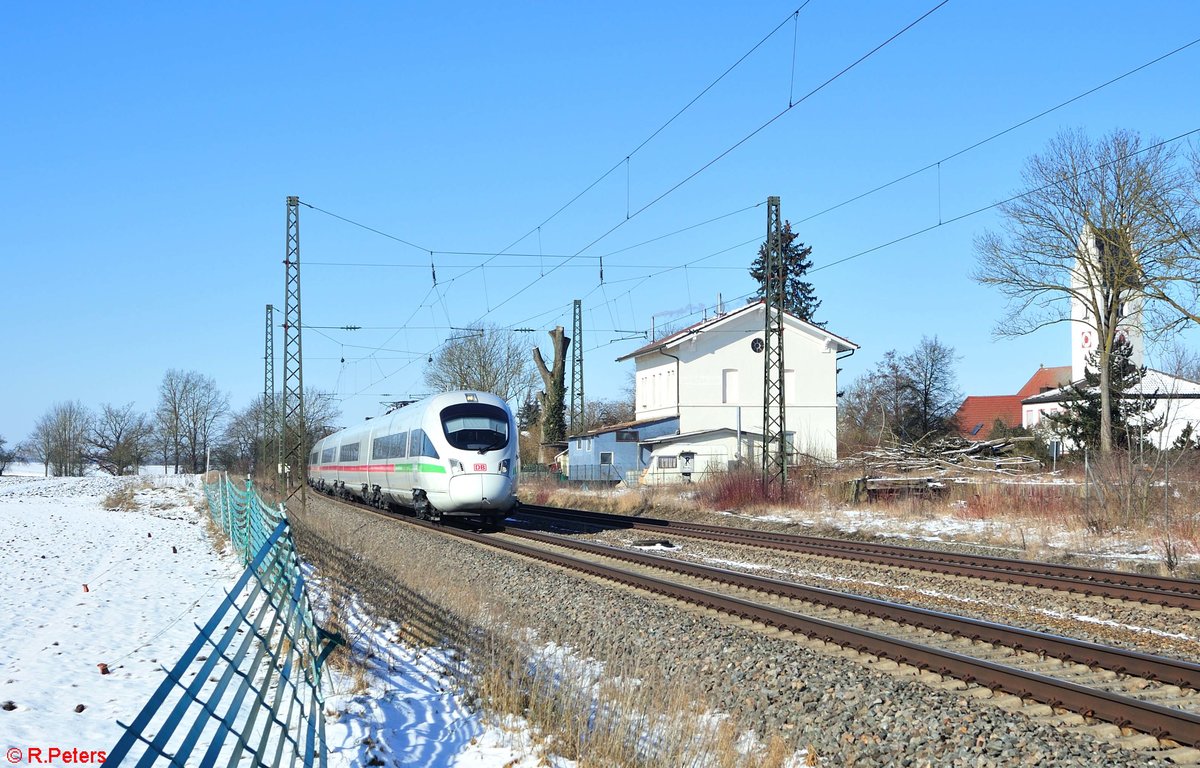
448 473 515 510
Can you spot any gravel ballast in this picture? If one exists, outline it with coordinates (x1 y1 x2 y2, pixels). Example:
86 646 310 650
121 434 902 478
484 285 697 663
295 496 1186 766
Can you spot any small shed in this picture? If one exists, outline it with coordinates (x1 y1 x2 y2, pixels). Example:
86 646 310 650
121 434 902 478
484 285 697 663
638 427 760 484
566 416 678 484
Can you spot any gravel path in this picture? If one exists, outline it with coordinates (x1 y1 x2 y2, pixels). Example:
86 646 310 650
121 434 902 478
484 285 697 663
296 496 1193 766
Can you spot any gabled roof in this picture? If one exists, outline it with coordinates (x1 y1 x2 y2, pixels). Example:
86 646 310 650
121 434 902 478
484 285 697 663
954 365 1075 440
953 395 1022 440
1022 369 1200 405
615 300 857 362
1016 365 1073 399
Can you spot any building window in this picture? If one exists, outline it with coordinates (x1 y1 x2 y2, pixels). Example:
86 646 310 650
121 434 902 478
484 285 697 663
722 368 739 404
657 456 677 469
599 452 613 465
615 430 639 442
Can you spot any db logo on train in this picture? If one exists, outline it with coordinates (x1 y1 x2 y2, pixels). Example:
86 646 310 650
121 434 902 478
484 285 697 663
474 463 487 472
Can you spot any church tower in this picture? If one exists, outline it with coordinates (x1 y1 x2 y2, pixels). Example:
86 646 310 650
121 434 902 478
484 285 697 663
1070 226 1143 381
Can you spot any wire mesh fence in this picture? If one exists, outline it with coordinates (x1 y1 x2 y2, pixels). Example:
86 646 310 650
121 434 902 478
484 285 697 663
107 474 337 768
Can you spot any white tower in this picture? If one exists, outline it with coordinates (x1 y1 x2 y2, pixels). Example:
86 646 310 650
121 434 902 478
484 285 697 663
1070 226 1143 382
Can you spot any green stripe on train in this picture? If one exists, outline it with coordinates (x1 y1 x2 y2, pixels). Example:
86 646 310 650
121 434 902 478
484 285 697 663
390 462 447 474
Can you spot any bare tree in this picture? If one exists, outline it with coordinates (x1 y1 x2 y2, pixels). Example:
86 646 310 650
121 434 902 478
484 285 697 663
31 401 93 476
218 388 341 479
533 326 570 443
425 325 539 403
156 369 194 473
580 398 636 433
180 373 229 473
1157 339 1200 383
902 336 963 438
974 128 1198 453
88 402 153 475
21 430 52 477
837 340 961 450
0 435 18 476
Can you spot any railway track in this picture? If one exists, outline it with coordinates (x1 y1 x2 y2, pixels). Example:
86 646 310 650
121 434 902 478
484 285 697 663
316 495 1200 752
517 503 1200 611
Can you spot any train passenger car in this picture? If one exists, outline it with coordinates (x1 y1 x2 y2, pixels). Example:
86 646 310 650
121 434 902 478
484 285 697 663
308 390 518 527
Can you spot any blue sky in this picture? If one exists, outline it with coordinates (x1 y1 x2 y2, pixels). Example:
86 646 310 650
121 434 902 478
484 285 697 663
3 2 1199 443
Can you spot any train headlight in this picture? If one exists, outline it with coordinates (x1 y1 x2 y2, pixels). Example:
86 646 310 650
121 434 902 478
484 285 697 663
499 459 510 475
449 458 464 474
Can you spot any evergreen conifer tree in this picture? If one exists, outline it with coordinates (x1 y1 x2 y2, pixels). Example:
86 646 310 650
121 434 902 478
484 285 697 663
749 221 821 325
1045 337 1162 451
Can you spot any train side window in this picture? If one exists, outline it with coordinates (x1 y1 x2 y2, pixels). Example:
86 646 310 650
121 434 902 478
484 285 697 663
340 443 360 462
408 429 440 459
321 447 336 464
310 451 318 465
372 432 408 460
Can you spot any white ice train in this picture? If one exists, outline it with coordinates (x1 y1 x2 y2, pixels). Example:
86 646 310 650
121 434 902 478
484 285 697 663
308 390 518 527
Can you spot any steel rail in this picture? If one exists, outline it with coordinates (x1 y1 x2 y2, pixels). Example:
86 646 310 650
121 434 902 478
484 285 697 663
505 527 1200 689
518 504 1200 610
312 492 1200 747
384 512 1200 747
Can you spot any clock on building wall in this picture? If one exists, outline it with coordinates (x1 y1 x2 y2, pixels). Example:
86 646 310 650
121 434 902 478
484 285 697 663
751 338 764 353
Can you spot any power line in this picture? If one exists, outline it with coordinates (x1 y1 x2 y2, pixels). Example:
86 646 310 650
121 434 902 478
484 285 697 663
796 34 1200 226
812 125 1200 273
489 5 813 260
473 1 952 322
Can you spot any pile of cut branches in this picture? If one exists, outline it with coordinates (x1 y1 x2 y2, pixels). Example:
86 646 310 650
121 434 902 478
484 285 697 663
844 435 1042 476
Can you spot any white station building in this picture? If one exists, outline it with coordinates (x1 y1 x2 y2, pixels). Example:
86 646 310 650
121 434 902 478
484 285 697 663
571 300 858 484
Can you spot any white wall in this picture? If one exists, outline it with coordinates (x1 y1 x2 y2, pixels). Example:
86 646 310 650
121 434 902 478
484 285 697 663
631 305 846 460
1025 396 1200 450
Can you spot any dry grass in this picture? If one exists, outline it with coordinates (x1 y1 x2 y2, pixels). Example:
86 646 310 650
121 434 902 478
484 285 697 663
524 452 1200 575
290 497 807 766
102 481 150 511
203 512 230 554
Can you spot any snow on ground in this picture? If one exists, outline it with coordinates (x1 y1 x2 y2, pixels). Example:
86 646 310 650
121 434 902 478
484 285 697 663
316 590 575 768
0 474 554 767
713 498 1196 566
0 473 239 759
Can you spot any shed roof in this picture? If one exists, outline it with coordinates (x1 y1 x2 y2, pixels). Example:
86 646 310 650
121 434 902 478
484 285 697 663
566 415 677 440
639 426 763 445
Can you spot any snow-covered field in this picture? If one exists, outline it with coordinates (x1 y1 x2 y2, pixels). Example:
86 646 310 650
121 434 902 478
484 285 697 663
0 473 557 767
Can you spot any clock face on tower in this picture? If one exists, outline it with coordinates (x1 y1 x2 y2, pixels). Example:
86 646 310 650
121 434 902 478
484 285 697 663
751 338 764 353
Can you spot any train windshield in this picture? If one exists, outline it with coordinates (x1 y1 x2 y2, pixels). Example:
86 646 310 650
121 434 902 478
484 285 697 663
441 403 509 452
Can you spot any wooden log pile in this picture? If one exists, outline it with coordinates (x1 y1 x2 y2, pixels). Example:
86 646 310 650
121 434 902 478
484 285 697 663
844 436 1042 477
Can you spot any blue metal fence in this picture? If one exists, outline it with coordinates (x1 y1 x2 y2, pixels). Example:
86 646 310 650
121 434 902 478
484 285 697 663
108 475 337 767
